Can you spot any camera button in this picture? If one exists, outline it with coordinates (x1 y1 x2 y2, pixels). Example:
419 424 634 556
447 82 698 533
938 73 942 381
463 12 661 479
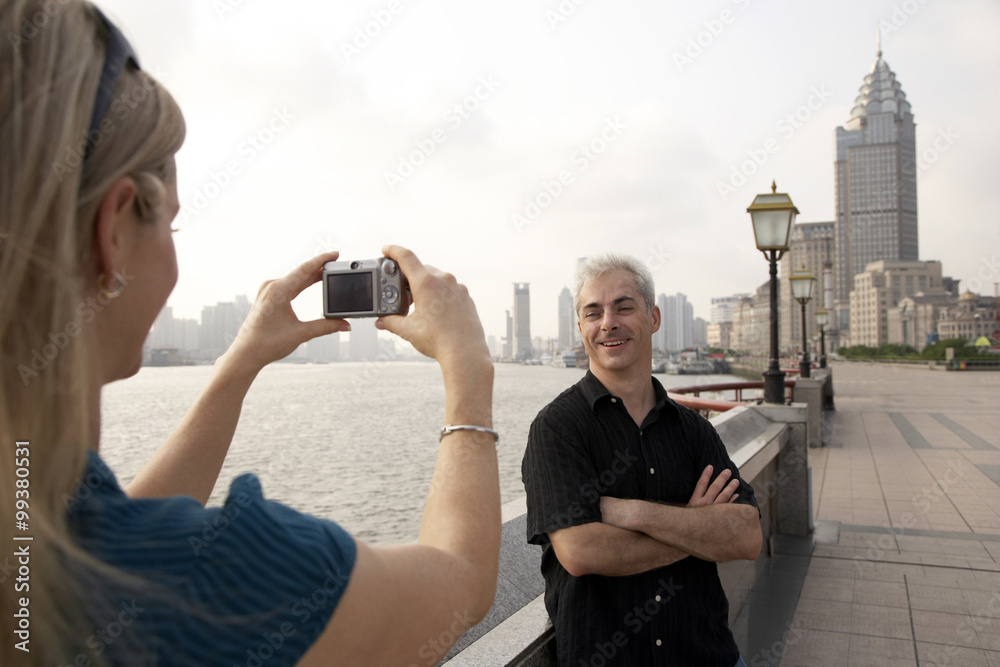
383 286 399 304
382 259 398 275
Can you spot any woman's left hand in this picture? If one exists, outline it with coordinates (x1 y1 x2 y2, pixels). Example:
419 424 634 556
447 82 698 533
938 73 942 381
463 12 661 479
218 252 349 377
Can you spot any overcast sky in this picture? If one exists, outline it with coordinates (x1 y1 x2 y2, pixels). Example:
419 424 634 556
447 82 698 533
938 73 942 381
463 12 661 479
98 0 1000 342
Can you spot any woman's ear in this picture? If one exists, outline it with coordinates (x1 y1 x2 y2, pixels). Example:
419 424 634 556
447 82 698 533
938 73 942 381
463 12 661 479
91 176 138 281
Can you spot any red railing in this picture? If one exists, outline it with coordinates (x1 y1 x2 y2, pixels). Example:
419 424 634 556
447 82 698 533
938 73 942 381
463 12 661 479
668 379 797 416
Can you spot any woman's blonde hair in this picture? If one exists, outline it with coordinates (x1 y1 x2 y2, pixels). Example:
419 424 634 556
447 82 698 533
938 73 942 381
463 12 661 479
1 0 185 662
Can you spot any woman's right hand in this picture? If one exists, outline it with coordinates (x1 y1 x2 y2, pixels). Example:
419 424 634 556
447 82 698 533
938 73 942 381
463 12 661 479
376 245 490 373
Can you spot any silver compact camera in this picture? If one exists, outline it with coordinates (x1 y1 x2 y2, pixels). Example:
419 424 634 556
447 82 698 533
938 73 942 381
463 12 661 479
322 257 409 318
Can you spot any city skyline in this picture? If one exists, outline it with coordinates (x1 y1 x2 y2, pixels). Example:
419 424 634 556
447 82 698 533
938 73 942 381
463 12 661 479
94 0 999 342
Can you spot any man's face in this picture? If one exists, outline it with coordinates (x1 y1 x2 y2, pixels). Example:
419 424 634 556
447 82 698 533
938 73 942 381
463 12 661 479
577 269 660 378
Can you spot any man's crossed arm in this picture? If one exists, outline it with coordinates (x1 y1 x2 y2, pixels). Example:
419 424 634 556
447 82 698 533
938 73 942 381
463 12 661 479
549 465 762 577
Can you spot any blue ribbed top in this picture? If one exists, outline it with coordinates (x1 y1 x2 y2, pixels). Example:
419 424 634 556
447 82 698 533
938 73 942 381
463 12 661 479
68 451 356 665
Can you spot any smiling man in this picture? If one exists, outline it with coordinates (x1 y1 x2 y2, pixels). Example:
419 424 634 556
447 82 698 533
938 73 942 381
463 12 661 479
521 253 762 666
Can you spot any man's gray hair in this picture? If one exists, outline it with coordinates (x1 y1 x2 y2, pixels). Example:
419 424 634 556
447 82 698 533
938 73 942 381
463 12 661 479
574 253 656 314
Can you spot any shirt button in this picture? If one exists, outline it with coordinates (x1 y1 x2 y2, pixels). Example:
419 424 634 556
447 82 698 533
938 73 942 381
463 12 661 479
611 398 617 403
655 595 661 602
650 468 655 474
656 639 662 647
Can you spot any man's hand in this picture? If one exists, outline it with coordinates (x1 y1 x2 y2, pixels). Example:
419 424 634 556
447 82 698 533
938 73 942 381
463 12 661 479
687 465 740 507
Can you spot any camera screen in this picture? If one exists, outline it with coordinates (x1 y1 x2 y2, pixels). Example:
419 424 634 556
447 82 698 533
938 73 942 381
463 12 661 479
326 272 374 313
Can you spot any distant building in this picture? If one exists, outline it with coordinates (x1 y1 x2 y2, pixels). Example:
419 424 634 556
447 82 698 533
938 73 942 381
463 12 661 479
848 260 943 347
834 38 918 335
349 318 378 361
198 295 251 360
513 284 532 360
710 295 748 325
502 310 513 360
781 221 835 355
707 321 733 350
936 292 998 343
692 317 707 348
731 283 771 355
557 287 576 351
307 333 340 362
888 291 956 352
661 293 693 351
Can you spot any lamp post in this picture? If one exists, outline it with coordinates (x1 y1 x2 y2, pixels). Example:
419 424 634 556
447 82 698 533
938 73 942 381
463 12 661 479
789 266 815 378
748 181 799 403
815 307 829 368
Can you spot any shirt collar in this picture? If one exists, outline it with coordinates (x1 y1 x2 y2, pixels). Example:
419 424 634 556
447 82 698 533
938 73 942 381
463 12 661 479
579 370 679 416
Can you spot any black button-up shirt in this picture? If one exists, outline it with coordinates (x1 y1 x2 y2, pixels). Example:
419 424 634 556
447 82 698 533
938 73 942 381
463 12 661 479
522 371 758 666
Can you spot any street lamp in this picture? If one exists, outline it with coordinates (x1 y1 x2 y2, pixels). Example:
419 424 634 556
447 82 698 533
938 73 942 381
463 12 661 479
789 265 815 378
748 181 799 403
815 307 829 368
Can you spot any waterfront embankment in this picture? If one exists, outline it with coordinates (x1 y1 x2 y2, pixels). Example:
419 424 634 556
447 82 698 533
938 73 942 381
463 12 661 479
760 361 1000 666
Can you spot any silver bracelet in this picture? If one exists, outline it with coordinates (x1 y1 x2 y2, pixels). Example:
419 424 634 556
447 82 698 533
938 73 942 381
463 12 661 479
440 424 499 446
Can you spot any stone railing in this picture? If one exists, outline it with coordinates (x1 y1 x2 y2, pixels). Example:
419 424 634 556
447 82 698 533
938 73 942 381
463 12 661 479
445 372 831 666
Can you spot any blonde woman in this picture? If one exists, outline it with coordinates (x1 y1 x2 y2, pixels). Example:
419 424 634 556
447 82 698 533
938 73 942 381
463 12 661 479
0 1 500 664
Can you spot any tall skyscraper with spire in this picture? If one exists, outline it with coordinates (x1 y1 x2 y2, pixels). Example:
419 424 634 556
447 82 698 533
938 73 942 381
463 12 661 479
833 32 917 333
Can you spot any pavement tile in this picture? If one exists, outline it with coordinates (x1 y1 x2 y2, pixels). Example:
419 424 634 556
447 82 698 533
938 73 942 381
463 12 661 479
848 635 916 666
911 609 981 648
799 574 855 603
908 583 972 614
791 598 853 634
852 580 909 608
849 603 912 640
778 628 850 667
917 641 991 666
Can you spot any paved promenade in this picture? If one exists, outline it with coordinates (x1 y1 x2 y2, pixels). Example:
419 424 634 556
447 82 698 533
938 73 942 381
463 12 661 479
766 362 1000 666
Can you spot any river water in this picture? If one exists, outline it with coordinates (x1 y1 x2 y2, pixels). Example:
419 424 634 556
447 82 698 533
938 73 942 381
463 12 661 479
100 362 744 544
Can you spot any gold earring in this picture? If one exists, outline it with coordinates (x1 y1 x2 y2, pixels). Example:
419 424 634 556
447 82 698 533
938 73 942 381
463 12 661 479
98 270 125 299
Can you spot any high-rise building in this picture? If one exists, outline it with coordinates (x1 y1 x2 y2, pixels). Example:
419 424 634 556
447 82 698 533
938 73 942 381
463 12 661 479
198 295 251 360
557 286 576 351
502 310 513 360
661 293 693 351
349 318 378 361
834 36 918 335
513 283 532 360
654 294 669 353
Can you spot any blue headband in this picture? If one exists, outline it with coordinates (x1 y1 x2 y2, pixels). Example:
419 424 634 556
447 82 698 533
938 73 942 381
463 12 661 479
84 7 140 160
